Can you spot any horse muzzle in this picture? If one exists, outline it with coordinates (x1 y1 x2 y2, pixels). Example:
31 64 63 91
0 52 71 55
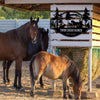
32 39 37 44
31 36 37 44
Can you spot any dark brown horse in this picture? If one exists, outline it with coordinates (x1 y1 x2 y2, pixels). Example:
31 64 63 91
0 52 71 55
0 17 39 89
2 28 49 88
30 51 83 99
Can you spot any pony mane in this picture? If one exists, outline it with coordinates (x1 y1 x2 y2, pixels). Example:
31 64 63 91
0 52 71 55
63 55 81 84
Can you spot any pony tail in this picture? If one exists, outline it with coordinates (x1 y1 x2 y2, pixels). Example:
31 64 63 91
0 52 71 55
30 55 36 79
30 55 36 69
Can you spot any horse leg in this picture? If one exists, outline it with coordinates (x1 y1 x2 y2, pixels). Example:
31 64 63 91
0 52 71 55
52 80 56 91
63 79 67 99
30 64 45 96
39 75 44 88
17 67 23 90
67 79 73 99
30 73 44 96
2 61 7 84
30 78 36 97
17 59 23 90
14 66 18 88
6 61 13 83
67 85 73 99
14 58 22 89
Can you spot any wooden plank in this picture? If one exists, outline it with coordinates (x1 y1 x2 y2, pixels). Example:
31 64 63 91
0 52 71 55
92 41 100 47
50 41 91 47
93 19 100 27
17 19 50 28
51 29 92 33
51 12 93 18
93 12 100 20
50 33 92 40
92 34 100 40
0 20 16 32
0 3 30 12
0 24 16 26
5 0 100 4
0 20 16 24
93 4 100 14
51 5 93 11
50 29 92 34
18 19 50 21
0 27 16 29
50 19 92 27
92 27 100 33
0 19 50 32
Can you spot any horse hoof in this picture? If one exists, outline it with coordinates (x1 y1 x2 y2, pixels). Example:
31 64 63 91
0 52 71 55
3 80 6 84
30 91 34 97
17 86 24 91
68 94 73 99
63 96 67 99
7 79 10 83
40 84 44 88
20 87 25 91
14 84 17 88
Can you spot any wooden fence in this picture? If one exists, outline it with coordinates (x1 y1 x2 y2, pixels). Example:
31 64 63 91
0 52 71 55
0 19 50 32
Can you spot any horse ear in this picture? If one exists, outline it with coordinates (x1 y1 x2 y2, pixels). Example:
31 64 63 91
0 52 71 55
30 17 33 23
47 29 49 33
36 17 39 23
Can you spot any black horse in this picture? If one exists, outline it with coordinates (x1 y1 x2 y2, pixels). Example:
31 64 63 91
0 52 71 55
3 28 49 88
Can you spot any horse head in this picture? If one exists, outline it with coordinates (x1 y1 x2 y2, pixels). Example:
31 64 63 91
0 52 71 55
30 17 39 44
73 79 84 99
39 28 49 51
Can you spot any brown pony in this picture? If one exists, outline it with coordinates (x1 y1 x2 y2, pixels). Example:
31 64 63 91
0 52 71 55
30 51 83 99
0 17 39 89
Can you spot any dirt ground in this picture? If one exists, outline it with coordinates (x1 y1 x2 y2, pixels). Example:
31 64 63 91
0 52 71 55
0 61 100 100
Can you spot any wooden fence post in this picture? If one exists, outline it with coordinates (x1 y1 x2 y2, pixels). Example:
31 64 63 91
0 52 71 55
52 46 56 91
88 47 92 91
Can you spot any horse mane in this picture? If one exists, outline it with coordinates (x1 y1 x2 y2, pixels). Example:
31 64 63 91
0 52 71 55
38 27 49 45
63 55 81 84
38 28 49 36
70 61 81 84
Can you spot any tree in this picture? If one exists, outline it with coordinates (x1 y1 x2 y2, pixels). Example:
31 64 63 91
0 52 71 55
66 12 71 24
82 8 90 26
52 7 60 30
0 6 50 19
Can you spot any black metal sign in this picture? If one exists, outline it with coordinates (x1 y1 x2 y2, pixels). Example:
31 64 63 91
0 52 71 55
50 8 92 37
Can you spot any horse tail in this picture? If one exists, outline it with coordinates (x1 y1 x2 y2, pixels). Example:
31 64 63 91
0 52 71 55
30 55 36 67
30 55 36 80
